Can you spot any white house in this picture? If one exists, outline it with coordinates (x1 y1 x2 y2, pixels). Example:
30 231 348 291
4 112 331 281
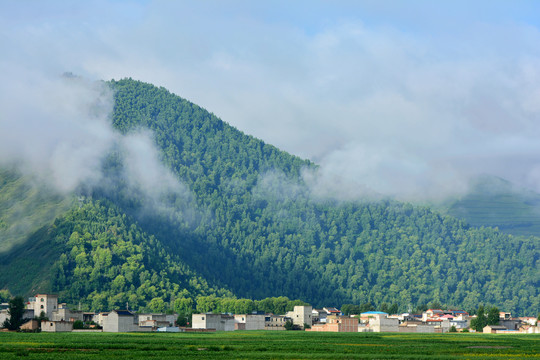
234 314 266 330
41 320 73 332
192 314 235 331
102 310 151 333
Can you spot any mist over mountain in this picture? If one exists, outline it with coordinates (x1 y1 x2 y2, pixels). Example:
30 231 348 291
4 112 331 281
0 78 537 316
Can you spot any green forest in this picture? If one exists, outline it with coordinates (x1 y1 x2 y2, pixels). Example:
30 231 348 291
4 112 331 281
0 78 538 316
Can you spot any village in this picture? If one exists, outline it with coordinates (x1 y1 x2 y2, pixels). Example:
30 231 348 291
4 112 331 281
1 294 538 334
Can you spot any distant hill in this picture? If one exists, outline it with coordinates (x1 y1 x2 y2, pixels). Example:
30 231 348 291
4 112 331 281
0 168 71 253
0 78 537 315
445 175 540 237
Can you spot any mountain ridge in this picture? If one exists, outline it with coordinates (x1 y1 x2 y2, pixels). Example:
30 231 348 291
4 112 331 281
0 78 537 315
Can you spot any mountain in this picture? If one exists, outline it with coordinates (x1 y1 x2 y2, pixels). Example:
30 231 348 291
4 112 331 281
444 175 540 237
0 168 71 253
0 78 538 315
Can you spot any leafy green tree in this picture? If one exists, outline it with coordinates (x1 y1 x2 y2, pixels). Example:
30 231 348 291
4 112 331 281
284 320 294 331
73 320 84 329
359 303 375 313
0 289 11 303
470 305 487 332
3 296 25 330
174 297 194 316
35 311 48 326
176 314 189 327
429 301 442 310
341 304 361 315
148 297 166 313
487 307 500 325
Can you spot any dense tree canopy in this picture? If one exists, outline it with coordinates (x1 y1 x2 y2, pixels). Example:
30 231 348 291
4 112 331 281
0 78 538 316
3 296 25 330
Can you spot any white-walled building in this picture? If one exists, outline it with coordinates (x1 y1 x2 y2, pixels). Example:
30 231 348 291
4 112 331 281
102 310 151 333
41 320 73 332
51 304 83 322
264 315 290 330
287 306 312 329
192 314 235 331
138 313 176 328
234 314 266 330
28 294 58 319
369 316 399 332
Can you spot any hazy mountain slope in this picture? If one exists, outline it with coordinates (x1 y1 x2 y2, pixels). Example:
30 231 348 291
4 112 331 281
99 78 538 315
0 198 232 311
446 175 540 237
0 168 71 253
0 225 61 296
0 78 537 315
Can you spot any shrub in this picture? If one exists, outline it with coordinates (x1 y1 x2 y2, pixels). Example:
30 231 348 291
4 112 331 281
73 320 84 329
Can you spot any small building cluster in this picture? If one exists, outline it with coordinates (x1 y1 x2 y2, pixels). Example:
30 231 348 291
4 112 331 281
1 294 539 334
0 294 177 333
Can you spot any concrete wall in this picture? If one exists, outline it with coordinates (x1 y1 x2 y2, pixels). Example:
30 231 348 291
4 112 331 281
234 314 266 330
292 306 312 328
0 310 7 327
192 314 235 331
138 313 176 327
52 308 83 322
20 319 39 331
41 321 73 332
102 311 141 332
264 315 289 330
307 316 358 332
370 317 399 332
32 295 58 319
416 324 436 333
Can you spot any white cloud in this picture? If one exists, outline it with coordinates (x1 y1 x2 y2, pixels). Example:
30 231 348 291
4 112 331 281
3 1 540 200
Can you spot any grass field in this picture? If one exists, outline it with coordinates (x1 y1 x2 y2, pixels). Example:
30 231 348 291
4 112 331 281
0 331 538 359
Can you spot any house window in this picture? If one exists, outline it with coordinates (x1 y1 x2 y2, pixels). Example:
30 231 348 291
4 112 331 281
41 305 44 309
201 317 204 320
41 298 44 302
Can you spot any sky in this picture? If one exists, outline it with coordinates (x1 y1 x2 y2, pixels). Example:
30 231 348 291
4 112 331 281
2 0 540 200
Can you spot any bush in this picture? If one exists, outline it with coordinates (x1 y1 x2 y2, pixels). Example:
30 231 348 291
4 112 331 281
73 320 84 329
177 314 188 327
449 325 457 333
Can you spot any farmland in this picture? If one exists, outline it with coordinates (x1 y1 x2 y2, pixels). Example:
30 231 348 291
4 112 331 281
0 331 538 359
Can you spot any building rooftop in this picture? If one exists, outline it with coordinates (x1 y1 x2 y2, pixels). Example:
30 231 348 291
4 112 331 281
361 311 388 315
113 310 134 316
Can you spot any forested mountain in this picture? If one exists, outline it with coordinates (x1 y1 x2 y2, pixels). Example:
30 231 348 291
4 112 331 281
444 175 540 237
0 78 538 315
0 198 232 311
0 168 71 253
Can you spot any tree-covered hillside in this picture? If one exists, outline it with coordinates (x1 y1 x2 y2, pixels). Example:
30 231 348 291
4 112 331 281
445 175 540 237
0 198 233 312
0 78 537 315
0 168 71 253
100 78 538 314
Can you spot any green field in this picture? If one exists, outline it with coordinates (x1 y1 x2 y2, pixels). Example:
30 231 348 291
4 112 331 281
0 331 538 359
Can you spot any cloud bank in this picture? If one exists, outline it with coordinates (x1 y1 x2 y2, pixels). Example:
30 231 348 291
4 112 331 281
3 1 540 201
0 71 191 218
